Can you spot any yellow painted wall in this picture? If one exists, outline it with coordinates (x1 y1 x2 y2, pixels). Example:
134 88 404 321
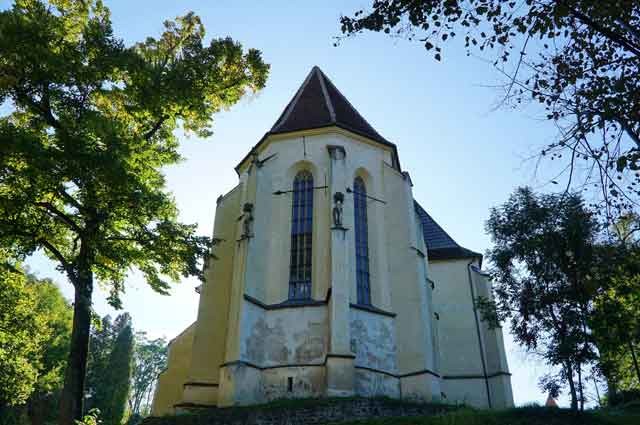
151 323 195 416
152 126 511 410
182 184 242 406
429 258 513 408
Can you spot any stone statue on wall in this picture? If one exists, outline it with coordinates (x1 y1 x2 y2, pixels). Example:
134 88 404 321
242 202 254 238
332 192 344 227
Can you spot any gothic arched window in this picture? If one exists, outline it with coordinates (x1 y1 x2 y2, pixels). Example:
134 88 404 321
353 176 371 305
289 170 314 300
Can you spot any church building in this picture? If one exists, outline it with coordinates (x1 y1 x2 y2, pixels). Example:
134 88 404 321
151 67 513 415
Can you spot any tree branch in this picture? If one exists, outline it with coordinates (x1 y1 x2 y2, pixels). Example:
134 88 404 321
568 7 640 57
34 201 83 234
143 115 168 141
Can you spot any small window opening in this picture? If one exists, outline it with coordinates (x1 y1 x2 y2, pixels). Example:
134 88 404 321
287 377 293 392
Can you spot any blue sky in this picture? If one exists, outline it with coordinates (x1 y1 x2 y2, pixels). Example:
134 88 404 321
7 0 596 408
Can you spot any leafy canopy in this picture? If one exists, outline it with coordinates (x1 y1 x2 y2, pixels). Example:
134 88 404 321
483 187 600 410
0 261 46 406
0 0 268 302
340 1 640 217
128 333 167 416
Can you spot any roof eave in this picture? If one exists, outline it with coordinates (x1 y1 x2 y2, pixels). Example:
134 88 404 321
234 124 402 175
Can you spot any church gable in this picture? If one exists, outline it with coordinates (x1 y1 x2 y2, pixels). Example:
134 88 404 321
271 66 388 145
237 67 401 174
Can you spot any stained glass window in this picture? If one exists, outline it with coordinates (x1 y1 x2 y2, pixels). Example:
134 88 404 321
289 170 313 300
354 177 371 305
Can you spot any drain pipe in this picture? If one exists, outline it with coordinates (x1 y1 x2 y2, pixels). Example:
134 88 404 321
467 259 492 408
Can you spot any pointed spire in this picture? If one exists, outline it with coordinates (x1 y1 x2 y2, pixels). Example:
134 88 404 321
270 66 388 144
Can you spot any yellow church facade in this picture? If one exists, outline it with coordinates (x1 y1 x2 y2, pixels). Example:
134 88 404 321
151 67 513 415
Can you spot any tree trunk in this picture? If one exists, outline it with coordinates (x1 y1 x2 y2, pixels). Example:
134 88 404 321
629 341 640 385
577 362 585 411
566 362 579 411
59 273 93 424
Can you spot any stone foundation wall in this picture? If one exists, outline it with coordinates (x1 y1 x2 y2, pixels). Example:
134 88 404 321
147 398 450 425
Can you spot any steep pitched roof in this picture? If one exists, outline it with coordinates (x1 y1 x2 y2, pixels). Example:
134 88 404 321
236 66 401 174
271 66 390 146
414 201 482 261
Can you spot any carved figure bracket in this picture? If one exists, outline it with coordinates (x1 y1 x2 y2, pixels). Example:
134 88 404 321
239 202 254 240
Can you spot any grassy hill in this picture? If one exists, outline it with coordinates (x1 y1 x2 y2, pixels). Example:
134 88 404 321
143 398 640 425
334 405 640 425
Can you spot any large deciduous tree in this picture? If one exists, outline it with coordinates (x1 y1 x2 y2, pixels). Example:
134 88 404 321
339 1 640 218
0 1 269 422
482 187 600 411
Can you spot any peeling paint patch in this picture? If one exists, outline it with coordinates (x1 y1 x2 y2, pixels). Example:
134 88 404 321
241 300 328 366
350 308 397 373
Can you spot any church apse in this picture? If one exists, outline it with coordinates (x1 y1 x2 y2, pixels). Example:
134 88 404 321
152 66 513 415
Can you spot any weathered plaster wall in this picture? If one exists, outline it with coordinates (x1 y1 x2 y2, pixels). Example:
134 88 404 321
354 369 400 398
240 300 329 367
261 366 326 401
151 323 195 416
349 307 397 373
350 306 399 398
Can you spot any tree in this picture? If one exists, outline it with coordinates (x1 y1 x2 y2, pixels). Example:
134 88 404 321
481 187 600 411
339 1 640 218
86 313 129 422
128 334 167 417
0 266 73 425
0 1 269 422
0 259 46 407
25 275 73 425
94 315 134 425
85 315 116 412
590 238 640 400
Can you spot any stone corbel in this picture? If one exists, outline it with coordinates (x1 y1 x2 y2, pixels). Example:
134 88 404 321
327 145 346 160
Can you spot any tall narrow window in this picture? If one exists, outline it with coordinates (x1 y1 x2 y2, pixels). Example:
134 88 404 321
289 170 313 300
354 177 371 305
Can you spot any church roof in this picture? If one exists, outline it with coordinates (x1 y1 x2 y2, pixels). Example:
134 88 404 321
414 201 482 261
271 66 390 145
236 66 401 174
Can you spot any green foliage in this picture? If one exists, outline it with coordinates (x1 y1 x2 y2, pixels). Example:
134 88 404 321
87 313 134 425
29 275 73 393
0 265 72 421
339 1 640 215
590 231 640 396
95 317 134 425
75 408 102 425
0 261 46 407
483 187 601 410
129 333 168 416
0 0 268 420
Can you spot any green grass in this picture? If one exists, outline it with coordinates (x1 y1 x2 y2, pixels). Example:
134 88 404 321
330 406 640 425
